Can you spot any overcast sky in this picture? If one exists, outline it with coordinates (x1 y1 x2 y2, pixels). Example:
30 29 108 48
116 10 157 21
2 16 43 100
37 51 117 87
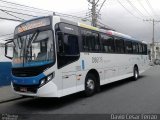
0 0 160 43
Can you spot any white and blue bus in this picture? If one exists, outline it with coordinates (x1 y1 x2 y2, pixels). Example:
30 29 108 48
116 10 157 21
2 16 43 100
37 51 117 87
5 16 149 97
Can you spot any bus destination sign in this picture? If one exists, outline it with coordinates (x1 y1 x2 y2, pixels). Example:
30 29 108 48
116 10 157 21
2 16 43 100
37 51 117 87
15 17 51 34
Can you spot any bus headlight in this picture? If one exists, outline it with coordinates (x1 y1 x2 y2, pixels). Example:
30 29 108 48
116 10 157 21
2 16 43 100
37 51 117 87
40 79 46 86
47 73 54 81
40 72 55 87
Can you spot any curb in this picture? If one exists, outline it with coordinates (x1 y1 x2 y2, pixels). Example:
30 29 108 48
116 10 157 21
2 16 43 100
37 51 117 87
0 96 24 104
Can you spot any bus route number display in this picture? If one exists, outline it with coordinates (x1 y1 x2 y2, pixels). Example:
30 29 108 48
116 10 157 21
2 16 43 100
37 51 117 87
92 57 102 63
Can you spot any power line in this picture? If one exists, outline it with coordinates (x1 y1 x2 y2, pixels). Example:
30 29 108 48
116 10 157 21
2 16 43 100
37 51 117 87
0 0 109 28
0 6 84 23
0 8 38 17
137 0 151 17
67 10 88 15
56 12 88 20
97 20 115 30
0 17 22 22
0 33 13 37
69 12 88 18
0 6 91 24
0 0 52 13
146 0 155 15
126 0 145 17
97 0 107 14
117 0 142 20
0 1 89 22
95 0 100 5
0 0 97 24
0 4 51 15
0 9 25 21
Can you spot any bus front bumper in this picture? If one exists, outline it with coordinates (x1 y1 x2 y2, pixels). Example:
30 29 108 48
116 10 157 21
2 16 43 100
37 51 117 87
11 81 58 97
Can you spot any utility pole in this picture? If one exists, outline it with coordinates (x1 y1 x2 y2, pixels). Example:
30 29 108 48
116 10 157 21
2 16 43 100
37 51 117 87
144 19 160 61
152 19 155 61
92 0 97 27
87 0 98 26
87 0 106 27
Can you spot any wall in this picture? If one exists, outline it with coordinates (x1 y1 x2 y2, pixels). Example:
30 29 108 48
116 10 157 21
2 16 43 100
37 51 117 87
0 44 12 87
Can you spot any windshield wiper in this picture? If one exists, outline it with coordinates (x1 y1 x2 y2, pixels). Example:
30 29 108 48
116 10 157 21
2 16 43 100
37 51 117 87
17 37 22 49
25 31 39 62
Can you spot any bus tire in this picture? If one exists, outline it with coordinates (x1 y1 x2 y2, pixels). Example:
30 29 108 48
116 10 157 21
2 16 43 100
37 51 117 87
84 74 96 97
133 66 139 80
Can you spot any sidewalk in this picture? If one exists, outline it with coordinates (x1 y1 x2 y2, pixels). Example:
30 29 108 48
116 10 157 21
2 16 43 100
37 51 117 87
0 85 22 103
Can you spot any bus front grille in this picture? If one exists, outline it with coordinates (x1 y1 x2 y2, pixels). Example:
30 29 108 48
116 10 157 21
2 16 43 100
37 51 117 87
13 84 39 93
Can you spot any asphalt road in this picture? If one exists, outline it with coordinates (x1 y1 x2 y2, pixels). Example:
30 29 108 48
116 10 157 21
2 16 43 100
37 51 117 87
0 66 160 115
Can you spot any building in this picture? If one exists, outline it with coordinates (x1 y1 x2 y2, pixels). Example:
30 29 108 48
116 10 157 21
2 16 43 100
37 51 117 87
148 42 160 61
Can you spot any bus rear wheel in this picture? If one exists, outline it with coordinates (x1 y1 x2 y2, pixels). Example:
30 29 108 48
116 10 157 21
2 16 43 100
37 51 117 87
84 74 96 97
133 66 139 80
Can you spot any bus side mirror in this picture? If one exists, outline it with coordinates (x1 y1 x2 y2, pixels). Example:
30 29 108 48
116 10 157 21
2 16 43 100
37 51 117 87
56 32 65 55
5 41 13 59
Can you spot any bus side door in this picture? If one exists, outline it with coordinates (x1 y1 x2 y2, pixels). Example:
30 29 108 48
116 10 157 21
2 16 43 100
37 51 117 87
56 24 80 96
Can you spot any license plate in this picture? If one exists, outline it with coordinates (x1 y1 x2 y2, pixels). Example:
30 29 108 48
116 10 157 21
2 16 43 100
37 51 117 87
20 87 27 92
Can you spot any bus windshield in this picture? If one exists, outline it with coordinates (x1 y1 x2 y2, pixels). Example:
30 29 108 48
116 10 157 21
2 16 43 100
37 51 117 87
13 30 54 68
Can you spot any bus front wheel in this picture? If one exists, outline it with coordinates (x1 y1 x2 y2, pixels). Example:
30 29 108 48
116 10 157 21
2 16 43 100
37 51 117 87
84 74 96 97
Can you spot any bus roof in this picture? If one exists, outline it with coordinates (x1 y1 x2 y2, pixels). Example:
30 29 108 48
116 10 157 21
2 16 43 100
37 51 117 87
15 15 144 44
77 21 141 42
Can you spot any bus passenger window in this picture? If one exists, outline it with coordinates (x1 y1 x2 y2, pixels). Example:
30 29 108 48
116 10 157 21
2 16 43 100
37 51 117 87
82 35 89 51
81 29 100 52
101 34 115 53
132 42 139 54
138 43 143 54
125 41 133 54
63 34 79 55
94 33 100 51
115 38 125 53
144 44 147 55
81 30 90 52
141 44 147 55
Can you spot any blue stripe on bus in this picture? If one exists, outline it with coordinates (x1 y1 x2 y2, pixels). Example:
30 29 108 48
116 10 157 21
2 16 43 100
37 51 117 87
12 73 46 85
0 62 12 87
81 60 85 70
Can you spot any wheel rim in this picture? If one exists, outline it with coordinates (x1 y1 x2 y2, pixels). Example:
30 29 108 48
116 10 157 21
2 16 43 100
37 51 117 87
135 69 138 79
87 79 95 90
